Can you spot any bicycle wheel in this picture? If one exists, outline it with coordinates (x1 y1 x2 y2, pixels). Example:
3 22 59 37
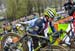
40 45 69 51
1 33 28 51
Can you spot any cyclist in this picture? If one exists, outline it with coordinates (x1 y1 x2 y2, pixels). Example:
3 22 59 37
20 17 43 51
6 23 12 32
64 0 75 16
64 0 75 38
2 22 12 34
43 8 71 46
20 8 71 50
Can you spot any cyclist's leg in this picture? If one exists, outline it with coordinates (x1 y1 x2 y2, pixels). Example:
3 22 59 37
33 35 40 51
44 28 48 38
33 37 38 49
27 38 33 51
63 35 71 46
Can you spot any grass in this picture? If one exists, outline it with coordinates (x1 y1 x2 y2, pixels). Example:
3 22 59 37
0 28 3 34
0 21 4 34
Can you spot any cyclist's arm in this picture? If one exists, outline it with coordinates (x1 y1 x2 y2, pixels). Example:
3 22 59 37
20 18 38 24
55 16 73 24
20 21 29 24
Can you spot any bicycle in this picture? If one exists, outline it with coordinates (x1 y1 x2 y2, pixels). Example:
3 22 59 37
1 28 70 51
1 32 28 51
1 23 74 51
1 23 29 51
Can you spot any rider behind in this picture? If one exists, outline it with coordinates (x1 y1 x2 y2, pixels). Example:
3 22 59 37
64 0 75 16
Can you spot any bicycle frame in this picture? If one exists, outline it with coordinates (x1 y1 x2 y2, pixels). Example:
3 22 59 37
19 30 68 51
1 26 72 51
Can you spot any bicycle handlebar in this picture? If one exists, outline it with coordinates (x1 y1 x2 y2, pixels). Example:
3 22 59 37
49 30 67 35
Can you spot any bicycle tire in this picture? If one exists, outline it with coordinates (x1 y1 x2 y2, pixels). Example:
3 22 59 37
1 32 28 51
40 45 68 51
